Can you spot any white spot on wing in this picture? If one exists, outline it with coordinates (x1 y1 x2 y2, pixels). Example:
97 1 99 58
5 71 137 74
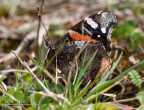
101 27 106 33
74 41 86 48
84 18 98 29
98 35 101 37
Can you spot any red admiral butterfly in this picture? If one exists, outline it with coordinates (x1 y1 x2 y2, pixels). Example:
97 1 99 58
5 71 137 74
47 11 117 84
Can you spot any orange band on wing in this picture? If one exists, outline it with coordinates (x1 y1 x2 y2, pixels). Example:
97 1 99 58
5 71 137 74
68 30 96 42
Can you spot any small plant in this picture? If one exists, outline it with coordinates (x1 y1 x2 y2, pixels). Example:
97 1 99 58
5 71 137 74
128 70 142 90
128 70 144 109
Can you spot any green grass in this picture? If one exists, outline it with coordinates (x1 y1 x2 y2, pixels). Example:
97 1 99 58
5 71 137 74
0 43 144 110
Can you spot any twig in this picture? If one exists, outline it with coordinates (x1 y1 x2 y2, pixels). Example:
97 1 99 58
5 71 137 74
39 0 45 14
12 51 70 105
0 32 36 63
37 6 42 46
0 66 37 74
37 6 50 48
12 51 51 93
116 97 138 103
37 0 50 47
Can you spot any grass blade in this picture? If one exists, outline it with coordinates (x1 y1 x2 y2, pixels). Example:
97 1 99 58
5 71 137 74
29 56 56 83
98 52 123 85
84 60 144 102
74 50 97 94
74 50 97 87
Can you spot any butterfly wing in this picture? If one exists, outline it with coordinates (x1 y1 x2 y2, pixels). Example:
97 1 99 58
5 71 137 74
54 11 117 52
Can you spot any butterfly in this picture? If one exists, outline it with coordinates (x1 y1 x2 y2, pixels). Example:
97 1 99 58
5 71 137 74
47 11 117 84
